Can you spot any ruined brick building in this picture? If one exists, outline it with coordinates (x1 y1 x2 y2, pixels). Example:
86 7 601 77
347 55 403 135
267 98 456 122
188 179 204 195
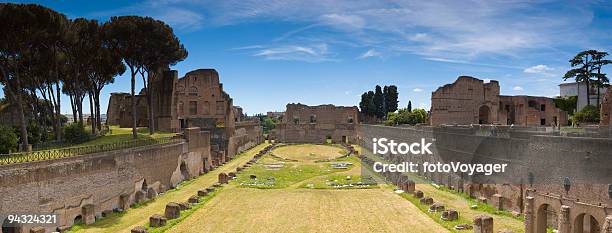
106 68 263 166
430 76 568 126
273 103 358 143
601 88 612 126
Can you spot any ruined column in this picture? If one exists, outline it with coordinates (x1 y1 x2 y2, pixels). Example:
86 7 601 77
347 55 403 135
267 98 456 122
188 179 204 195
473 215 493 233
524 196 535 233
602 215 612 233
557 205 570 233
82 204 96 225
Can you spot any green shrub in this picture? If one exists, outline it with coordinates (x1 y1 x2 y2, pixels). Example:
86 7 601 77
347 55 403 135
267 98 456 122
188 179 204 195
0 125 19 154
385 108 428 126
573 105 600 123
64 122 90 144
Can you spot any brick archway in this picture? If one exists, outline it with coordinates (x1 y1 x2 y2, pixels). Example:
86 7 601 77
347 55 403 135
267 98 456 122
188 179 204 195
478 105 490 124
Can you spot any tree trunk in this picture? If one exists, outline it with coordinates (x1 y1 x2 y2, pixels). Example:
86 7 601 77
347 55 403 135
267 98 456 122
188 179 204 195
55 82 62 141
69 94 77 123
77 94 84 124
131 67 137 139
89 93 96 135
94 91 101 131
0 66 30 151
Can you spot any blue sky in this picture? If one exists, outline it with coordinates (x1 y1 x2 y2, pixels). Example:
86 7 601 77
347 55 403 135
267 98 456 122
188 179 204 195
3 0 612 114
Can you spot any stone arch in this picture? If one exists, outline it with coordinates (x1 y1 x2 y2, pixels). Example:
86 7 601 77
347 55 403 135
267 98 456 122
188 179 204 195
2 217 21 233
573 213 601 233
478 105 490 124
74 215 83 225
536 203 557 233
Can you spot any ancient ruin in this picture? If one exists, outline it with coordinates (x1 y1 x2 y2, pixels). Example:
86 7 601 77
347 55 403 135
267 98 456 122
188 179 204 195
273 103 359 143
106 68 263 166
430 76 568 126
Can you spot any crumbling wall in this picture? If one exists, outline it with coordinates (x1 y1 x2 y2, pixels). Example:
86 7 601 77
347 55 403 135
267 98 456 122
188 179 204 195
276 103 359 143
359 124 612 213
601 88 612 126
0 128 211 232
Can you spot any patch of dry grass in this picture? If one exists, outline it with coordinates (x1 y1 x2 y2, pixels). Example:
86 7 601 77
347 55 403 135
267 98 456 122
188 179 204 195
167 187 449 233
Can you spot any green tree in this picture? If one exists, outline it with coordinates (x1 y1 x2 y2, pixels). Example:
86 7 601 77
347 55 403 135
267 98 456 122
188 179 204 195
0 124 18 154
553 96 578 115
0 3 67 150
573 105 600 124
591 51 611 106
366 91 376 117
138 17 187 134
407 100 412 112
373 85 385 119
383 85 399 114
262 117 279 134
359 92 370 115
104 16 148 139
563 50 604 106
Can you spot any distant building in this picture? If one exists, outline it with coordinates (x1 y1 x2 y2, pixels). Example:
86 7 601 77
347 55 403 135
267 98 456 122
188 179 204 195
430 76 568 126
266 111 284 120
273 103 358 143
559 82 608 111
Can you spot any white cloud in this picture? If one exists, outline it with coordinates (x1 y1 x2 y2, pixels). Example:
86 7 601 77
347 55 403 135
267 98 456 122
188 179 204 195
524 64 555 75
413 88 423 92
358 49 381 59
320 13 365 29
252 44 336 62
408 33 429 41
96 0 596 61
513 86 524 91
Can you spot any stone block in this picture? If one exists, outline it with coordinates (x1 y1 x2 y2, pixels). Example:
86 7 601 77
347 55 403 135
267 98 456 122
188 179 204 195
82 204 96 225
134 190 146 203
473 215 493 233
131 226 148 233
441 209 459 221
490 194 503 210
218 173 229 184
413 190 424 198
165 202 181 219
178 202 191 210
56 225 71 233
29 226 45 233
146 187 157 199
228 172 236 178
197 189 208 197
119 194 131 211
419 197 433 205
399 180 415 194
149 214 167 228
478 196 487 204
188 195 199 204
429 202 445 212
206 187 215 193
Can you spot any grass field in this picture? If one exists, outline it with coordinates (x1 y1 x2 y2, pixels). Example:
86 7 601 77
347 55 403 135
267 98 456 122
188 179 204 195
168 144 448 233
73 143 524 233
70 143 270 233
166 187 449 233
272 144 346 162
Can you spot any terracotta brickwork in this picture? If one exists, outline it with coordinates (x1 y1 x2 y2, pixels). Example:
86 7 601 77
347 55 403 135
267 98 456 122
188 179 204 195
275 103 358 143
431 76 568 126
